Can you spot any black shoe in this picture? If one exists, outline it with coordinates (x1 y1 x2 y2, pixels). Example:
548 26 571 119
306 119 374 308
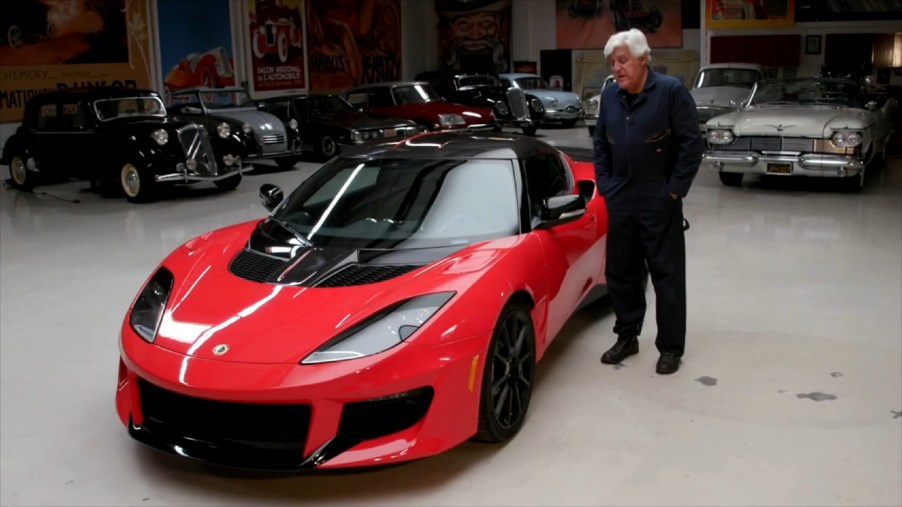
601 335 639 364
656 352 681 374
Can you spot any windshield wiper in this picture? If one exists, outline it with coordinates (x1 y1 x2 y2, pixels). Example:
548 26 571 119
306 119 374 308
266 217 313 247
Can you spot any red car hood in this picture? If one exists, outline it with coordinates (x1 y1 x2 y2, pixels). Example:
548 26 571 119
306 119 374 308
149 220 520 364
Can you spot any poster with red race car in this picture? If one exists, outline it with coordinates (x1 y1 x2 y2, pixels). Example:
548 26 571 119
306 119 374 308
247 0 307 93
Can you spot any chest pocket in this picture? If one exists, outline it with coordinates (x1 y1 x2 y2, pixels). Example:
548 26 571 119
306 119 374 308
645 129 672 157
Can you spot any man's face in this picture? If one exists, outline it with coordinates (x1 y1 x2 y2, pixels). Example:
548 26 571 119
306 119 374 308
451 12 499 49
608 45 647 94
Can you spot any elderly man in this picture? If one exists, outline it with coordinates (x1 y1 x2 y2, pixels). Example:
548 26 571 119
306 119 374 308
592 29 704 374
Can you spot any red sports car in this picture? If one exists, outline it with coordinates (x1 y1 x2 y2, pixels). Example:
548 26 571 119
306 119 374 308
116 132 609 470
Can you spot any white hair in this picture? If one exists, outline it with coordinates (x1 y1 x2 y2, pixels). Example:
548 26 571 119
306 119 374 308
603 29 651 62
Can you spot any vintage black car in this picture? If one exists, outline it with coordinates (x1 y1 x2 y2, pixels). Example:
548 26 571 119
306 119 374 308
168 87 303 169
257 94 421 160
414 71 545 135
1 87 244 202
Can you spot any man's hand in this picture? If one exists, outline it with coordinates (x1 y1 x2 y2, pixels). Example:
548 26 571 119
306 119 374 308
670 192 678 200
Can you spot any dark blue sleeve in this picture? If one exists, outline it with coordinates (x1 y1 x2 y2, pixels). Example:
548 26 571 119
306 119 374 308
667 83 704 197
593 94 613 196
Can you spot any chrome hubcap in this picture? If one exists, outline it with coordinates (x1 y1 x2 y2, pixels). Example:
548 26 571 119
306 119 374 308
10 157 26 185
121 164 140 197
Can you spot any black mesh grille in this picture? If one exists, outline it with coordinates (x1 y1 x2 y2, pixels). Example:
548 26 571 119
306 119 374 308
229 249 287 282
338 387 434 441
316 264 419 288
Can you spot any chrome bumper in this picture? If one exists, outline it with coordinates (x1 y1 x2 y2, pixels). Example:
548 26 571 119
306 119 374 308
703 151 866 177
155 164 245 184
543 108 584 121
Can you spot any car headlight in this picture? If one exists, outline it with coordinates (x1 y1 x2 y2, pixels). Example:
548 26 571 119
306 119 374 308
350 130 362 142
288 118 298 130
530 98 544 112
242 123 253 135
151 129 168 146
216 122 231 138
586 99 599 114
831 131 862 148
437 114 465 127
300 292 455 364
129 267 174 343
706 128 734 144
494 101 509 116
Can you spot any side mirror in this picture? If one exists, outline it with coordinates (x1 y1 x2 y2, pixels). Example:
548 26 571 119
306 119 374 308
576 180 595 201
259 183 284 211
538 194 586 227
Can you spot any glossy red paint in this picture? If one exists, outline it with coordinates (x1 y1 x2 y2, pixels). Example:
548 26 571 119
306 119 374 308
116 154 608 469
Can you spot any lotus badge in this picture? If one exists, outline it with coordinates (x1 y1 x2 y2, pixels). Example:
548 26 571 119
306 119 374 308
212 344 229 356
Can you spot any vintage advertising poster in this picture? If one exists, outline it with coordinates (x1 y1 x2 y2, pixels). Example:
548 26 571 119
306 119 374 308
0 0 154 123
705 0 794 29
306 0 401 92
435 0 511 73
555 0 682 49
157 0 236 104
246 0 307 94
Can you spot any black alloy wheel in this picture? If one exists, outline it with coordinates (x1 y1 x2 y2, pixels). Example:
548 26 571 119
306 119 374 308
319 136 338 160
475 301 536 443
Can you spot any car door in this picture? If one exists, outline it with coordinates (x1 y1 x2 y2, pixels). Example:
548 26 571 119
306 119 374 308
524 154 601 341
55 99 103 179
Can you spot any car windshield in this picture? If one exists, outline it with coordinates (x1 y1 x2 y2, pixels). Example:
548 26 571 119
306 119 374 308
304 95 355 118
694 68 761 88
93 97 166 121
392 84 441 105
171 89 254 109
459 75 501 87
514 77 548 90
749 79 867 107
270 156 520 249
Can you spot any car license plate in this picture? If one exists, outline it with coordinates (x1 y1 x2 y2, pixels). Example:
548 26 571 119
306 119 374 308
766 163 791 174
384 128 396 138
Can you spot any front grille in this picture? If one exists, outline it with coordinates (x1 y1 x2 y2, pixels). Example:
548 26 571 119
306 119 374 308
720 136 813 152
137 378 311 468
316 264 419 288
260 134 286 145
229 249 287 283
507 88 528 120
337 387 434 441
177 125 218 175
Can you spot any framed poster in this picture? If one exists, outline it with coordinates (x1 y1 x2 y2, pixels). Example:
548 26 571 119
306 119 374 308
705 0 795 29
805 34 821 55
555 0 682 49
245 0 307 96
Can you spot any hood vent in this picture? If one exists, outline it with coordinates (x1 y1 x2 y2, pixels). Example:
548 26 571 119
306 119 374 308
315 264 419 288
229 249 288 283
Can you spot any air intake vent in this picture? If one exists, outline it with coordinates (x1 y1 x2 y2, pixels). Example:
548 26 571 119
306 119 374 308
229 249 287 282
316 264 419 287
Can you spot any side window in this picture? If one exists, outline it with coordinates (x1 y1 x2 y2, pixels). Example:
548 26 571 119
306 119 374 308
36 102 58 130
368 87 394 107
523 155 572 214
345 92 368 107
58 102 86 129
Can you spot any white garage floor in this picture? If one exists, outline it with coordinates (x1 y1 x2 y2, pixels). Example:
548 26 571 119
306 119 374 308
1 125 900 507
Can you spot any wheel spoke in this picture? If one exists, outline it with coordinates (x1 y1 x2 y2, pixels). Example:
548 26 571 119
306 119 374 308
494 384 510 419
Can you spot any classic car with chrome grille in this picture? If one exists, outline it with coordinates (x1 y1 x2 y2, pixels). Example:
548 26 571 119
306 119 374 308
168 86 303 169
703 77 895 190
115 132 611 470
0 87 244 202
343 81 498 132
415 71 545 135
690 63 764 130
500 73 584 127
584 74 615 136
257 93 420 160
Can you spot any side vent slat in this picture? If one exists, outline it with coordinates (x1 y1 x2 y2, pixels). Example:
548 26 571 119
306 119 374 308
316 265 418 288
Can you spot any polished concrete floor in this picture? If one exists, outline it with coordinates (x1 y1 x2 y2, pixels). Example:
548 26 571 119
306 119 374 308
1 125 900 507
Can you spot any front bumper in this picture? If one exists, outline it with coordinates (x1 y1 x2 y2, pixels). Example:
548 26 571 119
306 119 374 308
155 163 245 184
543 107 584 122
704 151 866 178
116 328 487 470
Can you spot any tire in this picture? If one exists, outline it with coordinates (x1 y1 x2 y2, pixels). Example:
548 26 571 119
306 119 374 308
120 162 156 203
562 118 577 128
521 125 537 136
277 32 288 63
214 173 241 191
587 125 595 137
475 301 536 443
719 172 743 187
276 157 299 170
319 136 338 159
650 7 663 29
8 155 36 191
252 33 265 60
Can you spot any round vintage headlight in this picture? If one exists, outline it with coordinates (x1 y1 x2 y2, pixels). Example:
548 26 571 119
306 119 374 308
216 122 230 138
242 123 253 135
706 129 734 144
288 118 298 130
223 154 235 166
151 129 168 146
186 159 198 171
494 101 509 116
831 131 861 148
530 98 544 112
586 99 599 114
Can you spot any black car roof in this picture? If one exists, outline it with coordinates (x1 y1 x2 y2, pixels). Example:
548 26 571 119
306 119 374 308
31 87 161 102
340 132 558 160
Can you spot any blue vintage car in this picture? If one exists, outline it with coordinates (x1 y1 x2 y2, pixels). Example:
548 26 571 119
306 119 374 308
499 73 584 128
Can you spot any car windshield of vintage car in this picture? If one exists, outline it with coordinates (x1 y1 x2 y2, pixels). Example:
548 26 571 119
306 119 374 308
199 90 254 109
306 95 355 118
695 69 761 88
270 156 520 249
459 75 501 88
514 77 548 90
392 84 441 105
749 79 867 108
94 97 166 121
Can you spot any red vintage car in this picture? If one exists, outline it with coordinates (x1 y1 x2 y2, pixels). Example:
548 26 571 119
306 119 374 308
252 16 302 63
115 132 609 470
163 47 235 101
344 81 498 132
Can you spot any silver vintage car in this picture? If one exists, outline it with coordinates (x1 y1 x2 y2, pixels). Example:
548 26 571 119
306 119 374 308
690 63 764 130
583 75 614 136
703 77 895 190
